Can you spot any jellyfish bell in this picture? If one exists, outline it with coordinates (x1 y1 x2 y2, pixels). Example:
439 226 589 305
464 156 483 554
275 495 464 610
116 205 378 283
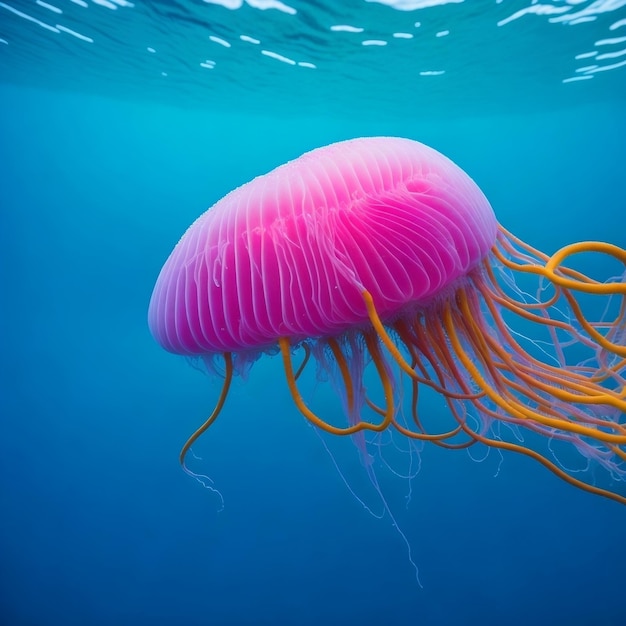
148 136 626 506
149 137 497 353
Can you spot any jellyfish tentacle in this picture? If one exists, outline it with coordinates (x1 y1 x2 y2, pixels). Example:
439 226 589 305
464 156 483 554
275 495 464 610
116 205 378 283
475 274 624 385
484 258 563 310
493 232 626 357
424 304 574 441
461 283 625 410
180 352 234 471
476 282 626 414
451 296 626 454
394 311 481 446
441 322 626 501
401 355 471 447
544 242 626 295
454 304 626 442
362 290 419 380
294 342 311 381
405 366 477 450
278 336 387 435
495 226 600 284
363 301 476 446
327 337 355 414
392 412 467 443
559 289 626 358
458 427 626 506
443 296 626 446
365 396 386 416
361 274 625 497
610 444 626 463
362 356 467 444
394 319 486 401
363 333 396 430
465 299 626 413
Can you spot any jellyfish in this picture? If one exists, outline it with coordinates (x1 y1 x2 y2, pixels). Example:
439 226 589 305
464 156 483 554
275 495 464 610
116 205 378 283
148 137 626 505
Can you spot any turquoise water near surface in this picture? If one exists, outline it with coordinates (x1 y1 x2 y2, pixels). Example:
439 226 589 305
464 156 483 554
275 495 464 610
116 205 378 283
1 2 626 625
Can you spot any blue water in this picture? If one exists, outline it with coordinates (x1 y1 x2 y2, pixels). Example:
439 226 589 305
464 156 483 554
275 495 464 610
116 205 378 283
1 2 626 625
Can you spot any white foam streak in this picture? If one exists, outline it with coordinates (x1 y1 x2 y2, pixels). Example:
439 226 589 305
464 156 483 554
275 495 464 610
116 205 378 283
584 58 626 72
596 47 626 59
0 2 60 32
562 75 593 83
202 0 295 12
209 35 231 47
91 0 118 9
330 25 364 33
36 1 62 14
595 35 626 45
366 0 463 9
498 4 570 27
261 49 295 64
550 0 626 24
56 24 93 41
246 0 295 14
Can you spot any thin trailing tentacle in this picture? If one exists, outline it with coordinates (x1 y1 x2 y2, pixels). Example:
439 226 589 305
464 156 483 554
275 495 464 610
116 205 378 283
180 352 234 471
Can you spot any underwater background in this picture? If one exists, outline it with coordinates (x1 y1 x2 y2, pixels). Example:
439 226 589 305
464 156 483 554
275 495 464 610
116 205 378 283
1 1 626 625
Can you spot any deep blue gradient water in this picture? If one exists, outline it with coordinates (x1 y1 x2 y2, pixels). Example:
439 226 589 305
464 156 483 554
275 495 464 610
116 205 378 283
1 2 626 625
